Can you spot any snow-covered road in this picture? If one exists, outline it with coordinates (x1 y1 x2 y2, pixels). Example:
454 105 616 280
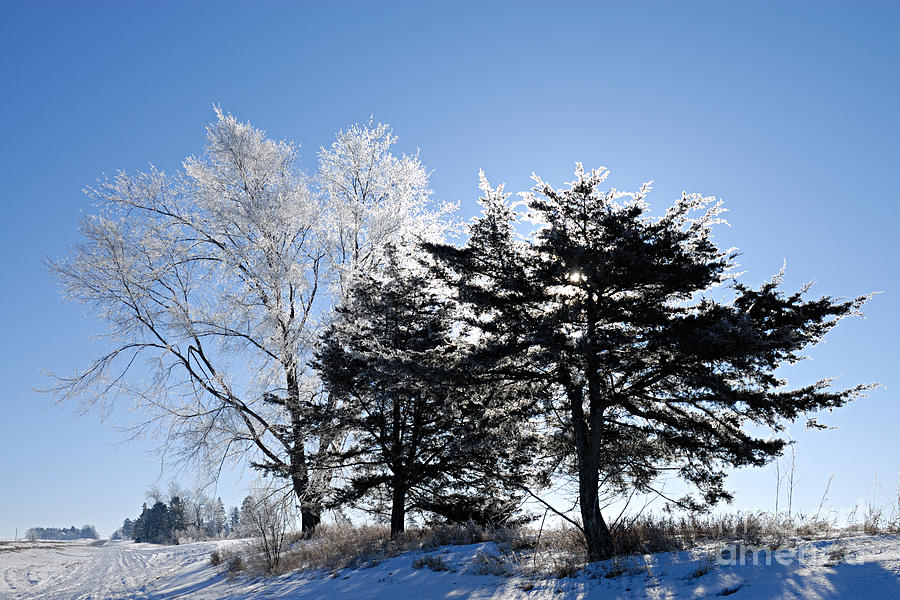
0 539 233 599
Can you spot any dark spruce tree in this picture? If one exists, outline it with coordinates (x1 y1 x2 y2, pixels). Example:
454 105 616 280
132 503 149 543
132 500 178 544
169 496 186 537
425 166 874 561
121 518 134 539
316 249 537 537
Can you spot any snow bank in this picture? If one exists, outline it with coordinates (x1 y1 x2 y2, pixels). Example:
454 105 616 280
1 534 898 599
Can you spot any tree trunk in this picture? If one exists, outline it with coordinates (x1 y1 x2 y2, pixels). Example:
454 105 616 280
301 506 321 536
577 449 614 561
389 385 407 539
564 368 614 561
289 462 323 537
285 365 323 537
390 477 406 538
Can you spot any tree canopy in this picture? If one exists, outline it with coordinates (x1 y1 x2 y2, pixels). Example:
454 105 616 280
47 110 454 533
316 248 536 536
425 165 873 559
49 111 873 557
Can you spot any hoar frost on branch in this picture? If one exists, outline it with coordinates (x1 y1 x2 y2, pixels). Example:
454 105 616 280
46 108 455 533
47 112 875 559
318 119 459 295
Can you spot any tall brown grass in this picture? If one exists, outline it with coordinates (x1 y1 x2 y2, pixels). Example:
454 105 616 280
221 482 900 579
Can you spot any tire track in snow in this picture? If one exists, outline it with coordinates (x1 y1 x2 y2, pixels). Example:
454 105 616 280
0 540 228 600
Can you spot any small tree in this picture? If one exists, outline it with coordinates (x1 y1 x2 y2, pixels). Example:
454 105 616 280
79 525 99 539
132 503 149 542
240 490 292 572
426 166 874 560
121 518 134 538
229 507 240 536
167 496 186 542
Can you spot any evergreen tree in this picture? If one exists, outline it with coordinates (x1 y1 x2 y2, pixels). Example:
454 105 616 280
229 507 240 535
132 501 176 544
147 501 171 544
317 249 536 537
426 166 873 560
132 503 149 542
238 495 256 536
23 525 98 541
212 498 227 538
169 496 186 538
121 518 134 538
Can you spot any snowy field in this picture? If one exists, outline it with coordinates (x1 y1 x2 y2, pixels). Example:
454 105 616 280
1 534 898 599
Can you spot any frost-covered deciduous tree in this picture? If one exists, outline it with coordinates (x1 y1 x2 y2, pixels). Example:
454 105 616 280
426 166 874 560
47 109 450 534
318 120 457 297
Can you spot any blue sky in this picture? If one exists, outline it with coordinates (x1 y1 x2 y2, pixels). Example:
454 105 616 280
0 1 897 539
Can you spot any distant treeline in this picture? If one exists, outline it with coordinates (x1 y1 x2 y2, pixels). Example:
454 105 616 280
25 525 99 540
111 485 237 545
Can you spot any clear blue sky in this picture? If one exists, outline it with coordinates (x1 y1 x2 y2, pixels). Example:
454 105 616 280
1 1 897 539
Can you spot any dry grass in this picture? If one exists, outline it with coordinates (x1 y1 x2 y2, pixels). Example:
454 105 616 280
412 553 453 572
224 485 900 580
469 550 511 576
516 510 850 579
207 545 249 579
686 554 715 579
824 545 846 567
841 478 900 536
718 583 744 596
269 522 501 575
263 513 826 578
599 555 649 579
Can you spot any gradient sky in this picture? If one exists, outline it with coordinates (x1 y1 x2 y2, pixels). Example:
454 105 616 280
1 1 897 539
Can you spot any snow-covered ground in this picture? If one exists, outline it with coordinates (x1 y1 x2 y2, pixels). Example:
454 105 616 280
1 534 898 599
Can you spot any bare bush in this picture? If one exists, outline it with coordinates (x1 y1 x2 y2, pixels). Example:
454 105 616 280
226 554 245 576
241 492 294 573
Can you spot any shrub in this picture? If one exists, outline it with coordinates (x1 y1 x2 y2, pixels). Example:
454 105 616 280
412 553 452 572
469 551 511 577
240 492 291 573
825 545 846 567
226 554 245 575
